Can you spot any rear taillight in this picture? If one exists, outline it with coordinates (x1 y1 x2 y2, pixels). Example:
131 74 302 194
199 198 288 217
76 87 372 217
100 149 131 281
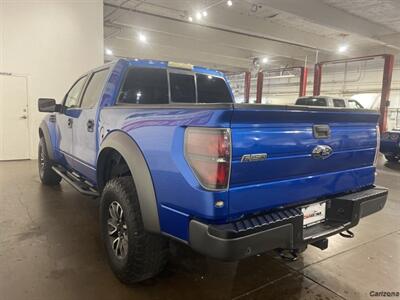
184 127 231 190
374 125 380 167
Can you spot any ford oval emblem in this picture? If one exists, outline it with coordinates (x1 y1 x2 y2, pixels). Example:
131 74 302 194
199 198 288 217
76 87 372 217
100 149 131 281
312 145 333 159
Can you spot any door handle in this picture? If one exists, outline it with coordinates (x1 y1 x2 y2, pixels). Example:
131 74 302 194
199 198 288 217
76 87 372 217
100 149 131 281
20 115 27 119
87 119 94 132
67 118 73 128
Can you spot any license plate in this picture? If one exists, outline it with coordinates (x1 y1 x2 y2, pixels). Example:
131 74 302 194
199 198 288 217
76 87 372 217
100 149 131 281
302 201 326 228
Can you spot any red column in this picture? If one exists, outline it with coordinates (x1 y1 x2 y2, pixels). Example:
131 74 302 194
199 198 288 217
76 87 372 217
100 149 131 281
380 54 394 133
299 67 308 97
244 71 251 103
256 71 264 103
313 63 322 96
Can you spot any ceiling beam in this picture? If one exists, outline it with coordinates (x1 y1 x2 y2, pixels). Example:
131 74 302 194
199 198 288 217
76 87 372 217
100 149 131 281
107 35 304 72
105 1 341 53
377 33 400 49
196 6 340 53
106 24 308 66
108 37 252 71
104 3 330 62
109 26 256 61
259 0 400 50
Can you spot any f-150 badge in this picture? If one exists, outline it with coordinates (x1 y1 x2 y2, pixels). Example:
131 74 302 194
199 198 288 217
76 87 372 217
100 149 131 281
241 153 267 162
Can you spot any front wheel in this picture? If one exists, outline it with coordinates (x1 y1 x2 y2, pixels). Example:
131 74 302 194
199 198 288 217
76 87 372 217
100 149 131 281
38 137 62 185
100 176 169 284
385 154 399 162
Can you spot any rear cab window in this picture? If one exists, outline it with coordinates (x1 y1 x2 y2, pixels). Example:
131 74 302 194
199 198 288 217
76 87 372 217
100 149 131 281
117 67 232 105
169 72 196 103
196 74 232 103
296 97 327 106
118 68 169 104
333 99 346 107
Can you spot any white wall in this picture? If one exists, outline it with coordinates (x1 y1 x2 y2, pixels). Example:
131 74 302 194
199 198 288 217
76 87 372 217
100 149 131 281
0 0 103 159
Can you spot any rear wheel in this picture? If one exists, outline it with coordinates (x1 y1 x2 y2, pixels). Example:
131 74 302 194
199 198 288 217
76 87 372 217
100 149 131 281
385 154 399 162
38 137 62 185
100 176 169 284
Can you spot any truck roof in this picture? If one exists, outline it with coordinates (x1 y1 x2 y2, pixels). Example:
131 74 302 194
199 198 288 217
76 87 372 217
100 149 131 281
119 58 225 77
297 96 333 100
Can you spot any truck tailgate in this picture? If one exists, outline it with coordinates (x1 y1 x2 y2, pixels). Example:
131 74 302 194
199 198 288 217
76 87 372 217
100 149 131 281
229 104 379 217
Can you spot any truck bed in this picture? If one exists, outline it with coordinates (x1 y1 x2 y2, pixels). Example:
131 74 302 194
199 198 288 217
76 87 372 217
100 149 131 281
228 103 378 217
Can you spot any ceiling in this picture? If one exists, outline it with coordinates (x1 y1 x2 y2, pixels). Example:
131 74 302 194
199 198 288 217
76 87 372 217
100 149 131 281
104 0 400 72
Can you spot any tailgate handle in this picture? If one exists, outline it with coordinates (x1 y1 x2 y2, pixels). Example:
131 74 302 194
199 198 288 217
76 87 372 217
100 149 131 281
313 125 330 139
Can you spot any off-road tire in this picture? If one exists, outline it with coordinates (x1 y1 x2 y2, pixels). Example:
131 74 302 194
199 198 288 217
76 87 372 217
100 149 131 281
100 176 169 284
38 137 62 185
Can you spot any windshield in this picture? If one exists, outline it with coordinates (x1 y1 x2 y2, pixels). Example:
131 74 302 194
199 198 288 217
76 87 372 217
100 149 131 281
348 100 364 109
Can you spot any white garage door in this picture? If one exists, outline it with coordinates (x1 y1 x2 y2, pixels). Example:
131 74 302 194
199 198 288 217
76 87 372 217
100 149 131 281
0 74 30 160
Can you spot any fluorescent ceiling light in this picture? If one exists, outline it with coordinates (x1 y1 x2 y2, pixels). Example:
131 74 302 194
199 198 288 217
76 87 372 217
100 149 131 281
138 33 147 43
338 44 348 53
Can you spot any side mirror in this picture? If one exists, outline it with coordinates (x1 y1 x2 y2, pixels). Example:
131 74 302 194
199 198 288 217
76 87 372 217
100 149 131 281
38 98 63 113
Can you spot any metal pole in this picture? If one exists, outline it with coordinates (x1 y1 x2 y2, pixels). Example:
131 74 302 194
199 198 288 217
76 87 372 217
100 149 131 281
299 67 308 97
244 71 251 103
256 71 264 103
380 54 394 133
313 63 322 96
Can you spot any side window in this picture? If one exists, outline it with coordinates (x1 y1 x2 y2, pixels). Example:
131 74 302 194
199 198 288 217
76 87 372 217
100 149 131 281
80 69 109 109
296 98 327 106
169 73 196 103
118 68 168 104
348 101 356 108
333 99 346 107
196 74 232 103
64 76 87 108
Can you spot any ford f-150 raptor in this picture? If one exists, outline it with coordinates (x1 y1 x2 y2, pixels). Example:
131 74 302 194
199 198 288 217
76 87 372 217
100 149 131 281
38 58 388 284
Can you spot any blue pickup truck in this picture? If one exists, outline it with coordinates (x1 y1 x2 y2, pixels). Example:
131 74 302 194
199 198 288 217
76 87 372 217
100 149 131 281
38 58 388 283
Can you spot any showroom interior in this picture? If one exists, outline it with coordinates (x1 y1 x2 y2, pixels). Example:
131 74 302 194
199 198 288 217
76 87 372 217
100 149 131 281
0 0 400 299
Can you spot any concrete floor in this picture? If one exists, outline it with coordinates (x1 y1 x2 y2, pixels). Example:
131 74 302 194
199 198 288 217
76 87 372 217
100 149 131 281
0 156 399 300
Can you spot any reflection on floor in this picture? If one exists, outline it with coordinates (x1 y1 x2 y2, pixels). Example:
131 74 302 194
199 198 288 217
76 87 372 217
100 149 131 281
0 156 399 300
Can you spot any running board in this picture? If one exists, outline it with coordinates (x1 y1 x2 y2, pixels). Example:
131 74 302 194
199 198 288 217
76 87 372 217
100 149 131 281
52 165 99 197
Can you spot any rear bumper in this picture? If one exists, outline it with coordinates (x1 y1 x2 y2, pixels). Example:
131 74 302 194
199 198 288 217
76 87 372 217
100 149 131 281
189 186 388 260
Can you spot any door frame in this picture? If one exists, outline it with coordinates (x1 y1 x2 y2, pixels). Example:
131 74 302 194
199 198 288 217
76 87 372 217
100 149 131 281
0 72 31 160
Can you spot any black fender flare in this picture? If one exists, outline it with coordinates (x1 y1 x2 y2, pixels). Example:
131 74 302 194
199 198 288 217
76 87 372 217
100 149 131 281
39 121 54 160
97 131 160 233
